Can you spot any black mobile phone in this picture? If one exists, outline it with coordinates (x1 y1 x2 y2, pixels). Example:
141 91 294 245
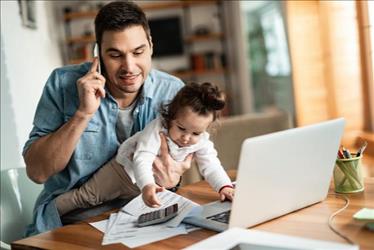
93 43 101 74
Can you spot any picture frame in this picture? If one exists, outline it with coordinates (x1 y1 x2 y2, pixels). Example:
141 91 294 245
18 0 37 29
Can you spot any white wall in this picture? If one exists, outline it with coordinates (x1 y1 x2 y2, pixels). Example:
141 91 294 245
1 1 63 170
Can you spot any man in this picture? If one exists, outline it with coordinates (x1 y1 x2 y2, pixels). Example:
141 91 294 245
23 1 191 236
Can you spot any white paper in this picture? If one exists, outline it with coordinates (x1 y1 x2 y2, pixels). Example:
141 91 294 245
184 227 359 250
122 189 201 227
106 212 119 232
90 219 108 232
90 212 188 247
122 227 187 248
89 191 201 248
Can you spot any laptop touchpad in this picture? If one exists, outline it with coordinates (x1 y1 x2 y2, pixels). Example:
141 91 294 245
202 200 232 217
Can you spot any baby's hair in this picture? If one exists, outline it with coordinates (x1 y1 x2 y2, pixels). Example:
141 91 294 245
160 82 225 129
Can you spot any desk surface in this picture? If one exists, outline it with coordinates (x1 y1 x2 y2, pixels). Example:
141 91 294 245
12 176 374 250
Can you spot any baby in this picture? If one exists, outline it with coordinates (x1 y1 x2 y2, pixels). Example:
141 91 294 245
56 82 234 213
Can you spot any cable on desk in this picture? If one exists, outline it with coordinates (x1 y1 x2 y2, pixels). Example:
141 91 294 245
327 193 355 245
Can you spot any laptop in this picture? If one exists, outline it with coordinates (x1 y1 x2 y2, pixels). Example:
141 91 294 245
183 118 345 232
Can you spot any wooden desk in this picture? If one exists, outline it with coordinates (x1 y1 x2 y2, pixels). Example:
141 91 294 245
12 176 374 250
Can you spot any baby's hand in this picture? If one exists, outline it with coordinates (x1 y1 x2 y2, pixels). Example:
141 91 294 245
219 187 235 202
142 184 165 208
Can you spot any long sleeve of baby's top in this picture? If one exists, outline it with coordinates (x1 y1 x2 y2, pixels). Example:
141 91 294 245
132 118 163 190
195 137 232 192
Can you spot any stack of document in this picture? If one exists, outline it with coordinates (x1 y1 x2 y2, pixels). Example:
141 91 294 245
90 190 201 248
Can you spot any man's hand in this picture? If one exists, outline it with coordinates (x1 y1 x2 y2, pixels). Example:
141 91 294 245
152 132 193 189
76 58 106 118
142 184 165 208
24 58 106 184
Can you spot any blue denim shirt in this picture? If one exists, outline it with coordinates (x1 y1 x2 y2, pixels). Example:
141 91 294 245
23 62 183 236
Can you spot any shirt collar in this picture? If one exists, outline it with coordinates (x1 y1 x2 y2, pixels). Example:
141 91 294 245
142 69 156 100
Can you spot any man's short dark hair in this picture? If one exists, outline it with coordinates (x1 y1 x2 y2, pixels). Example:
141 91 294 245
94 1 150 46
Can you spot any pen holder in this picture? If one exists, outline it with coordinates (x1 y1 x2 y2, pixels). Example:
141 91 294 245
333 154 364 193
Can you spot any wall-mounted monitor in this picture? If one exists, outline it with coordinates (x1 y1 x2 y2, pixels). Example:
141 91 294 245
149 16 184 57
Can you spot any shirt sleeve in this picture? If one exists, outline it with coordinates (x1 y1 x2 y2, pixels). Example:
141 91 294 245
194 137 232 192
132 118 163 190
23 69 65 156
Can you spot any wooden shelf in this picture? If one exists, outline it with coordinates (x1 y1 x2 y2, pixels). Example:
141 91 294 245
172 67 228 78
64 1 219 21
67 35 95 44
139 1 218 11
185 32 224 43
64 10 97 21
63 1 230 114
66 32 223 45
63 0 227 80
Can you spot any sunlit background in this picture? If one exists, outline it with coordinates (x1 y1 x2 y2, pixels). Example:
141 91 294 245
1 0 373 170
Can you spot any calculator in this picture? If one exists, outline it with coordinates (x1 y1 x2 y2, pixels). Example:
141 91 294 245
137 203 179 227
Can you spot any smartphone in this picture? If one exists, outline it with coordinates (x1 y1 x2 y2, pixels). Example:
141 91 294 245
93 43 101 74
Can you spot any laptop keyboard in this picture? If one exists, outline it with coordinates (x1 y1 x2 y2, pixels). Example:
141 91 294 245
207 210 231 224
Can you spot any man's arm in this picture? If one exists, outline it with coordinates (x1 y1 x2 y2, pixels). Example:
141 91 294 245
24 59 106 184
24 112 91 184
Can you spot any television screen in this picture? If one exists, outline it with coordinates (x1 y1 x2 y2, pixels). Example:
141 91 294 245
149 16 184 57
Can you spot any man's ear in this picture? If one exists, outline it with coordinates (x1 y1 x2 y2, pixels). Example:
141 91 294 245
149 36 153 56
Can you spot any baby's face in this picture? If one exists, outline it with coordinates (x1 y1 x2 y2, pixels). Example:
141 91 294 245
168 107 213 147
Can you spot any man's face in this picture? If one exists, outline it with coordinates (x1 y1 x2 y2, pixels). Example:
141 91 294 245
100 25 153 97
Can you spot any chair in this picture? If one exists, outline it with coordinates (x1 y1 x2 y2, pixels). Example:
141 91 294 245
210 110 292 171
0 168 42 249
182 110 292 185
